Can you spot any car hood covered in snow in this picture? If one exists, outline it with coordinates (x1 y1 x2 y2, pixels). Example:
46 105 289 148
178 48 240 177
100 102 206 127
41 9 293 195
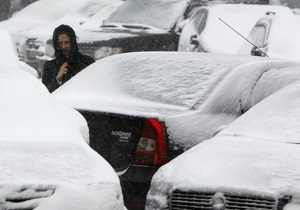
147 81 300 209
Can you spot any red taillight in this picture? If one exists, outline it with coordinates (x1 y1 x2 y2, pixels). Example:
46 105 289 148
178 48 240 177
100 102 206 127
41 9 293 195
132 118 167 166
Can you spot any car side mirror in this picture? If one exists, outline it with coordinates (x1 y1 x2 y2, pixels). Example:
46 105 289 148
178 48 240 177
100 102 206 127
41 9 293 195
251 46 263 57
189 34 199 45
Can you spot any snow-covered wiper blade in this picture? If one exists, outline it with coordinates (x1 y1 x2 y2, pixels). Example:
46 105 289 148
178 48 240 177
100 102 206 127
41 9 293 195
101 24 118 28
122 24 151 30
286 141 300 144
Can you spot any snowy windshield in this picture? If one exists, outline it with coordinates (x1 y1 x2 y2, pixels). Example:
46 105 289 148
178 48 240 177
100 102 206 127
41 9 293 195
104 0 188 30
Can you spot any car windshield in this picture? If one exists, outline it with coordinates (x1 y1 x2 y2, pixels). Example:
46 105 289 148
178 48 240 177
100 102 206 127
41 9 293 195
103 0 188 30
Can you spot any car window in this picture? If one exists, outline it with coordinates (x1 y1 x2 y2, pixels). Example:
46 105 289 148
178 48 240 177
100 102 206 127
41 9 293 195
249 24 267 47
82 53 266 108
104 0 188 30
194 11 207 34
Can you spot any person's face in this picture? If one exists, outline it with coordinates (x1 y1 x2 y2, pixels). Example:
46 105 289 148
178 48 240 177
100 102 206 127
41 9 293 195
58 34 71 55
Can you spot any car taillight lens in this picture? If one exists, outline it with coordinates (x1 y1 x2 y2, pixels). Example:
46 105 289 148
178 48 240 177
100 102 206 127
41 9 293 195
132 118 167 166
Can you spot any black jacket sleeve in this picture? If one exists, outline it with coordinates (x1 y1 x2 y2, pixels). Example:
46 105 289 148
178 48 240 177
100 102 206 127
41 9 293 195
42 61 60 93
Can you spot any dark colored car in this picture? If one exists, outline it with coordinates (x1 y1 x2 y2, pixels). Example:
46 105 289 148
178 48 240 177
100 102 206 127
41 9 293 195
51 52 300 209
73 0 210 60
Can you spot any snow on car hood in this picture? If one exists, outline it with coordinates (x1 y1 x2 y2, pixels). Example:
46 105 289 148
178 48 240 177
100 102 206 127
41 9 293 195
154 136 300 196
151 81 300 196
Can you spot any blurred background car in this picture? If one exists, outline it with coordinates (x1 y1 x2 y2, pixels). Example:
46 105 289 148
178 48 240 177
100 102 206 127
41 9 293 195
146 68 300 209
51 51 300 209
0 61 125 209
14 0 122 72
33 0 124 77
0 0 86 50
177 4 292 54
0 29 38 78
63 0 209 62
237 11 300 60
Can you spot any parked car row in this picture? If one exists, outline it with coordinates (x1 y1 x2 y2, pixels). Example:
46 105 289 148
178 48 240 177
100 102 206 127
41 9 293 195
1 1 300 210
52 51 300 209
1 0 291 78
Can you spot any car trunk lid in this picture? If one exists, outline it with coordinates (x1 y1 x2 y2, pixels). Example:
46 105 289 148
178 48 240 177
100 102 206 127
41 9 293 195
79 110 168 173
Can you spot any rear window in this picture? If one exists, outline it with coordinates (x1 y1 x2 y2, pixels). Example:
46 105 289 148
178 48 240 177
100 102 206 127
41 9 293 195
54 52 265 110
99 53 254 108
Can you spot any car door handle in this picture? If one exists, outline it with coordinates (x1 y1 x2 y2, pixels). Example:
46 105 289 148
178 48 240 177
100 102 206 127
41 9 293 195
190 34 199 45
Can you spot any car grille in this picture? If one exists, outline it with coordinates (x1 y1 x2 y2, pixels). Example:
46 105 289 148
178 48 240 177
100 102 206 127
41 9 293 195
78 44 97 58
25 38 38 61
169 190 276 210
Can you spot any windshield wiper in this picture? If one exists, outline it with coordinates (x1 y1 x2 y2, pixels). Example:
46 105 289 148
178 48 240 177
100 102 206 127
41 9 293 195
286 142 300 144
122 24 150 30
101 24 117 28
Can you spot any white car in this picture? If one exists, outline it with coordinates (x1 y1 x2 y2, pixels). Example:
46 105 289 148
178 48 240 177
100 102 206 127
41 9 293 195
178 4 292 54
0 60 125 209
237 11 300 60
146 65 300 209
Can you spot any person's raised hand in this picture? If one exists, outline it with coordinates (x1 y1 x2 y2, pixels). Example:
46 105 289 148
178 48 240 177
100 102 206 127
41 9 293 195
56 62 68 82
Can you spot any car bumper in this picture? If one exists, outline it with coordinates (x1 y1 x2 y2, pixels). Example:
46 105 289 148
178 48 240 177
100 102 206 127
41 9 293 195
119 165 160 210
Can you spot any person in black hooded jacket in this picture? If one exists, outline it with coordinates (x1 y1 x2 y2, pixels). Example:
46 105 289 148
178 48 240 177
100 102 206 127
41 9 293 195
42 24 95 93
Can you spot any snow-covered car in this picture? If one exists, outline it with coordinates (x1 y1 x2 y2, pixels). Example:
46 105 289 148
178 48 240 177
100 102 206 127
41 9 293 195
0 29 38 78
237 11 300 60
0 0 85 49
177 4 292 54
65 0 208 62
14 0 122 71
0 61 125 209
51 51 300 209
146 69 300 210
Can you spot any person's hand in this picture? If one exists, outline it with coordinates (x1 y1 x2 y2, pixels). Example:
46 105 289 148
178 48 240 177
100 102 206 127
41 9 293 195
56 62 68 82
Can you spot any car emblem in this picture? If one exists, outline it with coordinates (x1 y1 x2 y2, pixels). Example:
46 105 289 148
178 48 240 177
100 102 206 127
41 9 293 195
111 130 131 142
211 192 226 210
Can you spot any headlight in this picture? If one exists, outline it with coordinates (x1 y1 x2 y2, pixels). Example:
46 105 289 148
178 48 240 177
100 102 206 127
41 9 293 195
94 46 122 60
45 39 55 58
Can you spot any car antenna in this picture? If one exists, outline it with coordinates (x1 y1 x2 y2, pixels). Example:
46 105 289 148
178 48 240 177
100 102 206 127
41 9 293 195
219 18 269 57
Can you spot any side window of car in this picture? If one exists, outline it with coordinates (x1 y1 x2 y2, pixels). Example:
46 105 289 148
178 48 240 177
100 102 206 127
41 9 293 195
195 11 207 35
189 10 207 35
249 24 267 48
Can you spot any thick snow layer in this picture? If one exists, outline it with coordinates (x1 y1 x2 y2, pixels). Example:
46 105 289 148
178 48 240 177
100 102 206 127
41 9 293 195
147 80 300 209
0 65 124 208
178 4 293 55
53 52 267 116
